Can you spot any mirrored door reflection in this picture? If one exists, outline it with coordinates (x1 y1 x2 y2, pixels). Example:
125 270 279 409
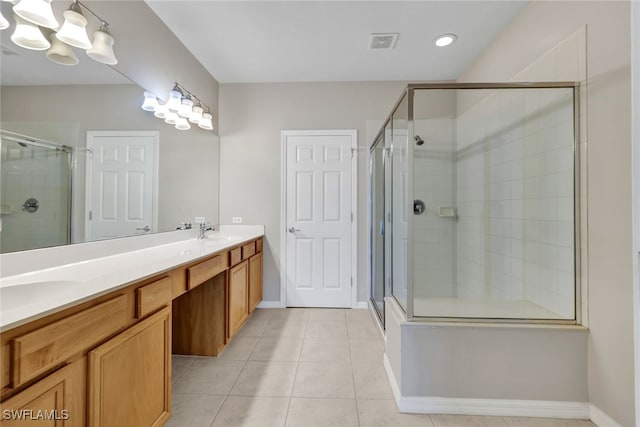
0 134 71 253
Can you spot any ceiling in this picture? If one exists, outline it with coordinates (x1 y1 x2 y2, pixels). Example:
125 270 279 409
146 0 527 84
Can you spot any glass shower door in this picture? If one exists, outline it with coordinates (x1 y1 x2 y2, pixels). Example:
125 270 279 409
1 135 71 253
370 133 385 323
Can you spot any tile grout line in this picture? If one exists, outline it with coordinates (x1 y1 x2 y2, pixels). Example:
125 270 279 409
283 310 309 426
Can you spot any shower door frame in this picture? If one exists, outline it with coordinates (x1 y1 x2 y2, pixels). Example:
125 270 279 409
372 82 582 325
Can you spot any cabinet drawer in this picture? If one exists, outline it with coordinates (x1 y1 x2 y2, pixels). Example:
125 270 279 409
187 253 228 290
229 247 242 267
256 238 263 253
242 242 256 260
136 276 172 319
12 295 128 387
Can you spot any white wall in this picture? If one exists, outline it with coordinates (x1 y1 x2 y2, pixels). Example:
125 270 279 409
458 2 633 425
218 81 406 303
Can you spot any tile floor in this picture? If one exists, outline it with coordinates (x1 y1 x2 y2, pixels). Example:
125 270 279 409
168 308 595 427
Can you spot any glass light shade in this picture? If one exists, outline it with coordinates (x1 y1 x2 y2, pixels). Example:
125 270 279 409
55 6 91 49
175 117 191 131
153 103 168 119
13 0 58 29
11 15 50 50
165 89 182 112
0 9 9 30
189 105 203 124
164 111 179 125
46 35 78 65
178 97 193 118
86 26 117 65
198 112 213 130
141 91 159 112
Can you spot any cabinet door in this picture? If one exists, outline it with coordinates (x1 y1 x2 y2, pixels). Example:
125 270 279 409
228 260 249 338
248 253 263 314
88 307 170 427
0 358 85 426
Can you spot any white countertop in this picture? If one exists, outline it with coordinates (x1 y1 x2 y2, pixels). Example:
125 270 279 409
0 225 264 332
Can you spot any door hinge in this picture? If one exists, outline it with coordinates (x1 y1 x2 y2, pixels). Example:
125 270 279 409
351 212 353 222
351 277 353 287
89 210 92 220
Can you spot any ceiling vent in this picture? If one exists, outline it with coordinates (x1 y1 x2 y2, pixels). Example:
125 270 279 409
369 33 398 50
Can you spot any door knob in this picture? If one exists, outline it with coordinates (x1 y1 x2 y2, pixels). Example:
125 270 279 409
288 226 300 233
136 225 151 232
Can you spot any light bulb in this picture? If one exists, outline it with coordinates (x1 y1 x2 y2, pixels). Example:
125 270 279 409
178 96 193 118
175 117 191 131
198 112 213 131
55 2 91 49
13 0 58 29
87 23 117 65
141 91 159 112
165 88 182 112
11 14 50 50
154 103 168 119
164 111 179 125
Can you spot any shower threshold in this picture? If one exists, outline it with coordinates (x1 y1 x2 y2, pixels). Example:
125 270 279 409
412 296 572 321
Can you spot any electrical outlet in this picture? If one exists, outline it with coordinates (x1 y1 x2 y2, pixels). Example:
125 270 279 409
195 216 205 224
232 217 243 224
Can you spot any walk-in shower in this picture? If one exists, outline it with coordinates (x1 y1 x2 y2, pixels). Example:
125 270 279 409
0 130 72 253
370 83 579 324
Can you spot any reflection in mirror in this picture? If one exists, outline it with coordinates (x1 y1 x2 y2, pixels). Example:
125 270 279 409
0 3 220 254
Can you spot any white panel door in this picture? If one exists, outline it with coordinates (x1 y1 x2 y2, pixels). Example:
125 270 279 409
285 131 354 308
86 131 158 241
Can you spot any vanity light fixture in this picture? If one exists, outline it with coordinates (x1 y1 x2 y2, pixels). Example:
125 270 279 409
1 0 118 65
11 14 50 50
55 2 92 49
198 111 214 131
0 9 9 30
434 33 457 47
141 83 215 132
13 0 58 29
142 91 160 112
46 30 79 65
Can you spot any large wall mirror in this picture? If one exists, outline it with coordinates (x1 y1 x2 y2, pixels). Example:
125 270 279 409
0 1 220 253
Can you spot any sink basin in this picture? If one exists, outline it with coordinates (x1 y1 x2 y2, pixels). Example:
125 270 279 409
205 235 241 242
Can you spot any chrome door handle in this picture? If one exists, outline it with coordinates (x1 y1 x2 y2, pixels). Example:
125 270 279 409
288 226 300 233
136 225 151 232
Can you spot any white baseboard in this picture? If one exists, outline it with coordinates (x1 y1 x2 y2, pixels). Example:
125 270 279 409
383 354 589 420
256 301 283 309
589 404 622 427
354 301 369 309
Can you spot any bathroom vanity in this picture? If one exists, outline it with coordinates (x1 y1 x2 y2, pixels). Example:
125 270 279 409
0 227 263 426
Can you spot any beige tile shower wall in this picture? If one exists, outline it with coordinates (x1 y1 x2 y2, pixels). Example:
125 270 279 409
454 29 584 319
413 118 456 299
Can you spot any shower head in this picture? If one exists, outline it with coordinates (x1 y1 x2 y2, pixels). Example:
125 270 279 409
414 135 424 146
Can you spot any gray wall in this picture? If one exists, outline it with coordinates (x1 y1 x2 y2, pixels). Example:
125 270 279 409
458 1 634 425
218 81 406 303
95 0 219 131
1 84 219 242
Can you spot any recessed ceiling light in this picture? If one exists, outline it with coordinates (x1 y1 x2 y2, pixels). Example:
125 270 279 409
434 33 457 48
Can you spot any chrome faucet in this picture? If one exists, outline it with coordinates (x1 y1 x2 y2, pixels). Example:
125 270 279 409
198 222 214 239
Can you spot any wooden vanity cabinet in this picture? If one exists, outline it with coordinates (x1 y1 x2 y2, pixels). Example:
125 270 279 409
0 358 85 426
0 235 264 427
248 251 263 314
88 307 170 427
228 260 249 339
